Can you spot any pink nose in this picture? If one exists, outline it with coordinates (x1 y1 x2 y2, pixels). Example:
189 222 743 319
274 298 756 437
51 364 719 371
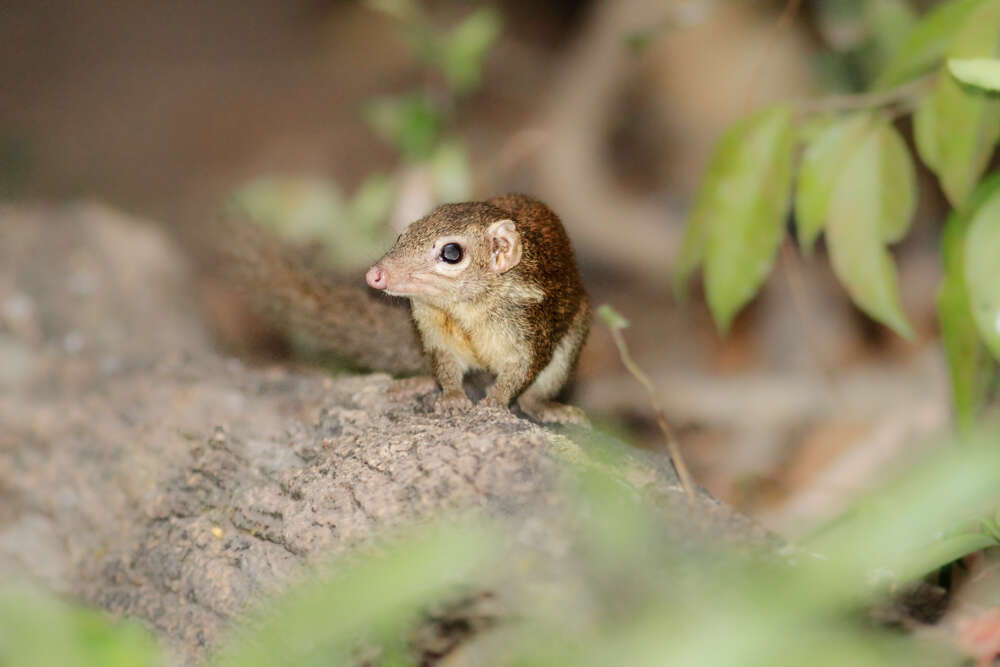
366 264 387 290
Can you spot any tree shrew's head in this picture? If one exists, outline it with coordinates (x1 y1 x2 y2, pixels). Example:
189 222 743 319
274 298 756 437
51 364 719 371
365 202 523 307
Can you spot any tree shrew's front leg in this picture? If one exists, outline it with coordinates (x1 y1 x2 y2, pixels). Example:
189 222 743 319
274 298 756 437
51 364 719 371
482 362 532 411
431 348 472 413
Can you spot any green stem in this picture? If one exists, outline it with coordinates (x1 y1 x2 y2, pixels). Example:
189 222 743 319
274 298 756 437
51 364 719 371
607 326 697 502
795 72 938 116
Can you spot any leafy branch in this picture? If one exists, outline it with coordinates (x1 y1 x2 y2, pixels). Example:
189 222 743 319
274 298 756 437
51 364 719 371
673 0 1000 432
794 71 937 115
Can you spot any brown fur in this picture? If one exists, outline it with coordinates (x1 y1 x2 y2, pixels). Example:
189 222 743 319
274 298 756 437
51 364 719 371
371 194 591 423
192 194 591 424
186 215 427 374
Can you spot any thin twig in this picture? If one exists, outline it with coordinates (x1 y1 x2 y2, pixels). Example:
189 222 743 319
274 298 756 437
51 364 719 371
795 72 938 116
607 325 696 502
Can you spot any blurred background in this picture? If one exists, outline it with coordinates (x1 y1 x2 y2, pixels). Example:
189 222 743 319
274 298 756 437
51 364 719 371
0 0 957 535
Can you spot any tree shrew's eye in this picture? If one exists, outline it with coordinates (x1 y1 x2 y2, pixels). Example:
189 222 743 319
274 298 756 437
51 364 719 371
440 243 463 264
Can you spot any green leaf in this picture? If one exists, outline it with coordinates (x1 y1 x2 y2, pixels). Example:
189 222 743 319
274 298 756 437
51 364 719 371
980 518 1000 542
597 304 630 330
826 120 915 339
430 138 471 202
440 7 502 95
913 0 1000 208
346 173 395 233
964 177 1000 361
671 156 720 300
231 177 343 241
874 0 987 89
230 175 395 273
672 113 759 301
867 0 918 53
696 106 795 333
943 172 1000 272
912 92 940 171
862 0 919 80
215 520 497 667
364 94 445 161
0 587 161 667
949 57 1000 91
363 0 420 21
939 267 997 433
795 114 873 253
873 122 918 244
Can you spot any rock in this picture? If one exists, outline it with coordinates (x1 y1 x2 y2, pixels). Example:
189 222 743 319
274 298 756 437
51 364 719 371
0 203 769 664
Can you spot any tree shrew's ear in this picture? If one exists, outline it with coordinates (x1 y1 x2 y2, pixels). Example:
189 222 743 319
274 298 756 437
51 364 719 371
487 219 522 273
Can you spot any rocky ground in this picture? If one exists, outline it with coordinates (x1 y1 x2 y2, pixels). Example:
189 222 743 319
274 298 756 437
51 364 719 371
0 203 768 664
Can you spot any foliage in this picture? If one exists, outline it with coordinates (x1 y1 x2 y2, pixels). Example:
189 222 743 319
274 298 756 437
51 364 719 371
949 57 1000 91
213 521 498 667
360 1 500 176
0 586 161 666
938 177 1000 431
673 0 1000 429
6 427 1000 665
229 174 396 272
811 0 917 89
228 2 497 267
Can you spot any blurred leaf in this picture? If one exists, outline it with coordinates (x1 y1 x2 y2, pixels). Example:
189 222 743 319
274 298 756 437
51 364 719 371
939 276 997 432
675 106 797 302
981 516 1000 542
805 433 1000 590
866 0 918 56
826 119 915 338
875 0 987 89
913 0 1000 208
215 519 498 667
949 57 1000 91
964 177 1000 361
798 115 916 249
364 95 445 161
913 89 941 171
796 113 838 144
874 121 918 243
231 175 394 272
346 173 396 233
939 174 1000 431
429 138 471 202
597 304 630 330
231 177 343 241
363 0 421 22
849 0 920 83
795 113 873 252
439 7 502 95
0 587 161 667
697 106 795 333
945 173 1000 273
671 158 718 300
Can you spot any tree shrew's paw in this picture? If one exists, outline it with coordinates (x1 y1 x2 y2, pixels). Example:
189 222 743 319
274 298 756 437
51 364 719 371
434 390 474 414
475 398 514 419
479 395 512 411
519 400 591 427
